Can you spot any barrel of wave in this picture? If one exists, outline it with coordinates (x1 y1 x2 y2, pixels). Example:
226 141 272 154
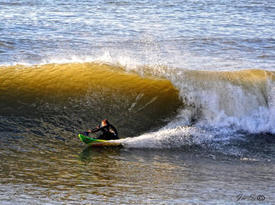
0 63 182 136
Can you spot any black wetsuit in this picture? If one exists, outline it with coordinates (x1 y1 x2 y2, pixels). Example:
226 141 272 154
92 124 119 140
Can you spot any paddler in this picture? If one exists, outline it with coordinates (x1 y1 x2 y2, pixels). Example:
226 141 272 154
87 119 119 140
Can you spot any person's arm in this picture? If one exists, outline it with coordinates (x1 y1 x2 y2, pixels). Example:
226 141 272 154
109 125 118 136
91 125 108 133
87 125 99 134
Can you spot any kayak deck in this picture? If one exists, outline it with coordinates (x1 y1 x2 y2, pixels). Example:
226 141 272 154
78 134 122 147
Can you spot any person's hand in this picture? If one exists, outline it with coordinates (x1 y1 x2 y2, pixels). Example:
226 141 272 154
87 129 92 133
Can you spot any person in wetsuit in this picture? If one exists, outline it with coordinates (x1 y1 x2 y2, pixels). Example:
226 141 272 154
87 119 119 140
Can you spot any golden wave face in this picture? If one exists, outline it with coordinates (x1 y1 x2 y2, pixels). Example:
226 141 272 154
0 63 180 98
0 63 182 137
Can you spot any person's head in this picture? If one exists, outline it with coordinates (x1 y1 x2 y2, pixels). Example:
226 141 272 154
101 119 109 126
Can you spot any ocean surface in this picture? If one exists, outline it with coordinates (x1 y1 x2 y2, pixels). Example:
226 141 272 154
0 0 275 204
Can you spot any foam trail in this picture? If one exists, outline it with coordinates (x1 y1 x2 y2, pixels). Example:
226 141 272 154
120 109 212 149
121 126 213 149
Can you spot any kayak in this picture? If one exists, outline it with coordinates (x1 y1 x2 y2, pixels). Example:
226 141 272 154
78 134 122 147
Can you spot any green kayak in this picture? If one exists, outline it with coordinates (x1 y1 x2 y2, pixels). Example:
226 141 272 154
78 134 122 147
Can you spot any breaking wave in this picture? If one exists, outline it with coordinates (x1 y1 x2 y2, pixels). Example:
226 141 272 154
0 62 274 155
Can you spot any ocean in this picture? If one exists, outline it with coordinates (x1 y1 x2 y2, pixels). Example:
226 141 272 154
0 0 275 204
